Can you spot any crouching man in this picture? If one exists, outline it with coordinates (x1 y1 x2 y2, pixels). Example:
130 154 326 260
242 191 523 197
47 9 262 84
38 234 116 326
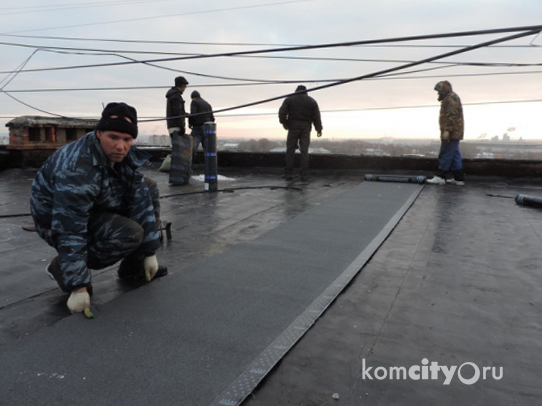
31 102 167 316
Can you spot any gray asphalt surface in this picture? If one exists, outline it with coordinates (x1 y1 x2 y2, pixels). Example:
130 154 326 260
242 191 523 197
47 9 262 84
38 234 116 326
0 166 420 406
2 166 541 406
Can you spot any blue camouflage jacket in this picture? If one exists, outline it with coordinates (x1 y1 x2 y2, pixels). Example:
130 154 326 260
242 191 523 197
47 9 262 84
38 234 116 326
31 131 160 289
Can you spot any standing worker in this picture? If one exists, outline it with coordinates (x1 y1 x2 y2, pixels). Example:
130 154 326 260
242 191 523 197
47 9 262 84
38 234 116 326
189 90 215 165
166 76 192 185
31 102 167 316
278 85 323 182
426 80 465 185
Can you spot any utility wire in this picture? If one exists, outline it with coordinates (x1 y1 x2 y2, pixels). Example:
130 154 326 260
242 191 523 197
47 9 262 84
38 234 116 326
3 98 542 123
2 97 542 123
5 68 542 94
0 40 199 57
0 49 39 90
2 0 315 34
213 98 542 117
1 33 540 49
143 26 542 123
0 49 70 117
2 39 540 88
2 25 542 75
3 26 542 121
0 0 168 16
0 33 299 47
2 39 542 69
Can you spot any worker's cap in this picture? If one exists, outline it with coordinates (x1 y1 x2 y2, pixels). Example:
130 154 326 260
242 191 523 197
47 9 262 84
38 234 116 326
95 102 138 139
175 76 189 87
191 90 200 98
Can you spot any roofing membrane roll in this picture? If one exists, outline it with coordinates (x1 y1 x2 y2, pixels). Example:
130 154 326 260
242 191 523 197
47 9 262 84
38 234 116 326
364 174 426 184
515 194 542 208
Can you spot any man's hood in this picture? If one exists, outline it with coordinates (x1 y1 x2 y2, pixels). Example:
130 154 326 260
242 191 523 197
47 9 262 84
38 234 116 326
435 81 452 101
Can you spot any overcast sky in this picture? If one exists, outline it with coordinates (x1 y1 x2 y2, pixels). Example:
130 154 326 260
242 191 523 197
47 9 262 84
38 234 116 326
1 0 542 140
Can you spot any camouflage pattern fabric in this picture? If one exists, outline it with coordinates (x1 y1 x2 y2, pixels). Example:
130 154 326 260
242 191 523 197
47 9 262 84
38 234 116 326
31 132 161 291
436 81 464 141
169 131 193 185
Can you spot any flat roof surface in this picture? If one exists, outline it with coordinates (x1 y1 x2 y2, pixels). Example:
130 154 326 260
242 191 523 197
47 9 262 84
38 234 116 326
0 164 541 405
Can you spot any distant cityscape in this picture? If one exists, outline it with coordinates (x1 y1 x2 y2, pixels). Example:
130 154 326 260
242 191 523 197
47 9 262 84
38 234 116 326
133 134 542 160
3 133 542 160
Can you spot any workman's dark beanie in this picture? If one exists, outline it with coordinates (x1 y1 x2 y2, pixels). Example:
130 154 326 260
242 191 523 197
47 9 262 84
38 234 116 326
295 85 307 92
95 102 138 139
175 76 189 87
191 90 200 98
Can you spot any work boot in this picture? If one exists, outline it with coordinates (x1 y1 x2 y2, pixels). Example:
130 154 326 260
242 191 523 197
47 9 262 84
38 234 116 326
446 178 465 186
282 172 293 181
448 170 465 186
426 176 445 185
117 256 168 281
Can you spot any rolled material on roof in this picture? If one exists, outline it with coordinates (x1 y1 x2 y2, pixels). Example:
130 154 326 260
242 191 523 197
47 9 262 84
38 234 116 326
365 174 426 184
515 194 542 208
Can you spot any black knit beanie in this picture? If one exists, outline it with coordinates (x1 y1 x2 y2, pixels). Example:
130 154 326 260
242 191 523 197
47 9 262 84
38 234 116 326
95 102 138 139
191 90 200 98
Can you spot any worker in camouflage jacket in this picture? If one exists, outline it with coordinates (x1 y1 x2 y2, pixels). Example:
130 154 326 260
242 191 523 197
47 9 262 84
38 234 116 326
31 102 167 316
427 80 465 185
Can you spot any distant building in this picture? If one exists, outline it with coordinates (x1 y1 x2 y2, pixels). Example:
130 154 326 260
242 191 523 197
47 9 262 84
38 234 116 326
5 116 97 150
270 147 330 154
149 134 171 147
221 143 239 151
311 147 331 154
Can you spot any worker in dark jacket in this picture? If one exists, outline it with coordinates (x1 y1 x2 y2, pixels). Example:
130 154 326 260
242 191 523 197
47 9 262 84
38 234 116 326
166 76 192 185
278 85 323 182
166 76 188 135
31 102 167 316
188 90 215 159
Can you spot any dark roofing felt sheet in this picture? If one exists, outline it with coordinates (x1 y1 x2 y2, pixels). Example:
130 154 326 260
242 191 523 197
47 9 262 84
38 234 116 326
0 181 421 406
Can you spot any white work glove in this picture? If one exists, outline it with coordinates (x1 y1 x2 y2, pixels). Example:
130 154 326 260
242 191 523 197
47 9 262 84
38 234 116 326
441 131 450 142
67 287 91 316
144 255 159 282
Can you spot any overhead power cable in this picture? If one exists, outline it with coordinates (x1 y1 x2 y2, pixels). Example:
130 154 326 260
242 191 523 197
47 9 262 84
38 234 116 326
214 98 542 117
1 0 315 34
0 49 39 90
0 33 298 47
0 0 165 16
4 69 542 94
0 33 540 49
2 25 541 75
2 39 542 70
3 98 542 123
3 26 542 121
140 26 542 123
